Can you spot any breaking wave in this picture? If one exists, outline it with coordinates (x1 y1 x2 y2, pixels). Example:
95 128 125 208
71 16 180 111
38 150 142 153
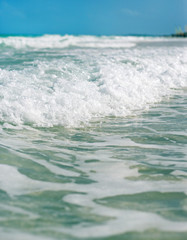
0 35 186 127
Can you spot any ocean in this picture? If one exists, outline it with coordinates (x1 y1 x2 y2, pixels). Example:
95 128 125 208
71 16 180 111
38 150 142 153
0 35 187 240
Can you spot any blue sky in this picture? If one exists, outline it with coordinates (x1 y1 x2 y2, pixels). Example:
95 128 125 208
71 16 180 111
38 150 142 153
0 0 186 35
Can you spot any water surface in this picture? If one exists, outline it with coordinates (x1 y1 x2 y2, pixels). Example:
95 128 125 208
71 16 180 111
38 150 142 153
0 35 187 239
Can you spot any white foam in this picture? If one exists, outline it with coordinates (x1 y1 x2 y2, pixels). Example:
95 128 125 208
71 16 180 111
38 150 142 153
172 170 187 176
0 35 136 49
1 35 186 49
1 160 187 237
57 209 187 238
0 164 71 196
59 159 187 237
0 36 186 128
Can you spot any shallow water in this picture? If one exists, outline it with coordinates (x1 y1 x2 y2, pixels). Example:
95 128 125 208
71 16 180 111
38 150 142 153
0 35 187 239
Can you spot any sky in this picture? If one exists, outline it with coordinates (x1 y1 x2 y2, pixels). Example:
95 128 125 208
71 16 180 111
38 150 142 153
0 0 187 35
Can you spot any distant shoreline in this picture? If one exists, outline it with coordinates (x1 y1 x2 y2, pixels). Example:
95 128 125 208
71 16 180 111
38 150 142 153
170 33 187 38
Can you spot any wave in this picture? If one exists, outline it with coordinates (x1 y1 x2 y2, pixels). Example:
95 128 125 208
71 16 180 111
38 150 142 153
0 37 186 127
0 35 137 49
0 34 186 50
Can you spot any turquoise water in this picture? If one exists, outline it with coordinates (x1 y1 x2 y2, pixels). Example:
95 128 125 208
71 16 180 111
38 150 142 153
0 35 187 239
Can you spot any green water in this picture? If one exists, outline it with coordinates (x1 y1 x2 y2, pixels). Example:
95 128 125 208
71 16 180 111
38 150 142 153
0 91 187 240
0 35 187 239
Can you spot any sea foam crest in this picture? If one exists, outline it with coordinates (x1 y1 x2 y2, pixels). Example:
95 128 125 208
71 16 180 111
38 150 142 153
0 35 137 49
0 35 185 49
0 38 186 127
